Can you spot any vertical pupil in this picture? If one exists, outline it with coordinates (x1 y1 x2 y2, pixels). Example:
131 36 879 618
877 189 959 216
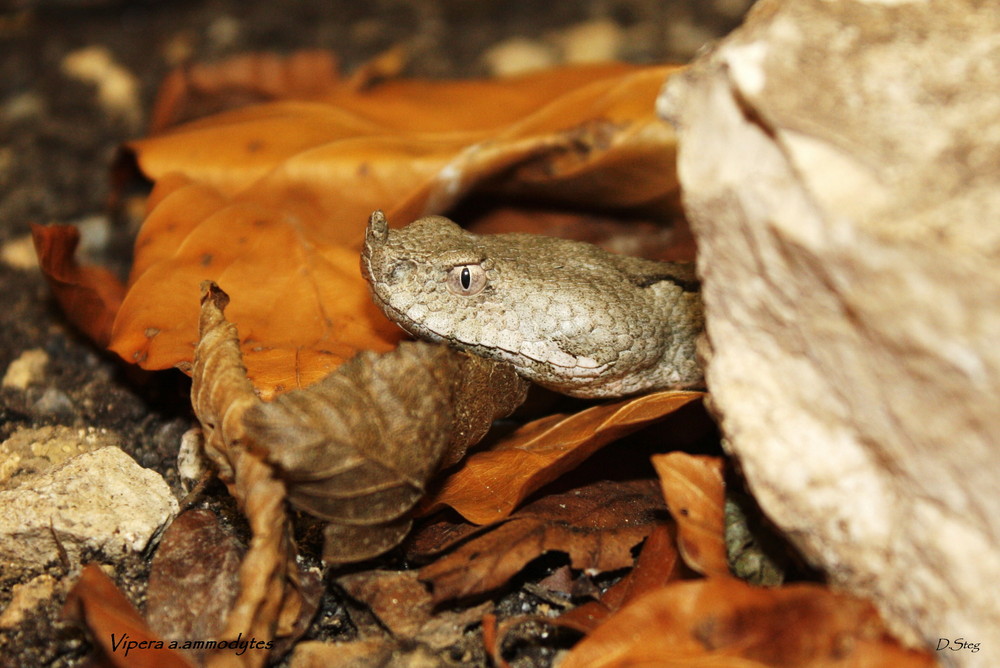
461 267 471 290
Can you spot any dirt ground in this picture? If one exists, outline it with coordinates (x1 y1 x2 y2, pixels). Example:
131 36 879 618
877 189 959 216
0 1 751 665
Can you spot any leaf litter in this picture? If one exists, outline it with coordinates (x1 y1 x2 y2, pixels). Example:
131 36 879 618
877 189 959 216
31 51 934 667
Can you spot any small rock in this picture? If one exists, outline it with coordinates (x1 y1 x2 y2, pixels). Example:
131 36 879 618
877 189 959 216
0 574 60 629
177 427 209 491
0 425 119 487
2 348 49 390
553 19 624 64
482 37 558 77
60 45 142 129
0 234 40 270
32 387 75 419
0 447 178 571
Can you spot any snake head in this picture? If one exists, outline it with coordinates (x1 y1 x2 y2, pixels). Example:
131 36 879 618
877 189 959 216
361 212 704 398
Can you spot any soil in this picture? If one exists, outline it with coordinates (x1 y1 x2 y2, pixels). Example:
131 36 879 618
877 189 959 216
0 1 751 665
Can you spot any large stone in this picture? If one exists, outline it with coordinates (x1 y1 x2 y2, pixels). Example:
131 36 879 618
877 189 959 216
659 1 1000 665
0 446 178 571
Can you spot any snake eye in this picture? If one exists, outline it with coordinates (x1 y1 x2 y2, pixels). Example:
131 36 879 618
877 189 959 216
447 264 487 296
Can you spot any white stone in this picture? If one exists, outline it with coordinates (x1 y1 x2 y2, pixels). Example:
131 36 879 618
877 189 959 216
2 349 49 390
0 447 178 570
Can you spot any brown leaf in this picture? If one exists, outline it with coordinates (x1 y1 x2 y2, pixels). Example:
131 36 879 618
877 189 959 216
559 579 937 668
63 564 193 668
31 223 126 348
111 62 683 397
420 391 705 525
418 479 667 604
150 50 345 133
335 568 494 653
652 452 729 578
554 522 681 634
146 509 245 663
337 570 433 640
192 281 528 566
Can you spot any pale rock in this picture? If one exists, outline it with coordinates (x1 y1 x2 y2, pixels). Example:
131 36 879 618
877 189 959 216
176 427 209 491
0 574 61 629
0 234 40 270
60 45 142 129
0 447 178 571
482 38 557 77
553 19 624 64
2 348 49 390
660 0 1000 665
0 424 118 487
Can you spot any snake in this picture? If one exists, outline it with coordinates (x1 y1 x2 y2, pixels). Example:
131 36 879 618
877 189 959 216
361 210 704 399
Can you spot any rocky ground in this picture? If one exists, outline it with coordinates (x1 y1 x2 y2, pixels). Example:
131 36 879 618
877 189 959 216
0 1 752 665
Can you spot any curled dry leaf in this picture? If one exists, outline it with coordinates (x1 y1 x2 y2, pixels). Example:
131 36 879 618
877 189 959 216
109 60 683 397
559 579 938 668
420 391 705 525
418 479 667 604
651 452 729 578
193 281 528 567
30 223 125 348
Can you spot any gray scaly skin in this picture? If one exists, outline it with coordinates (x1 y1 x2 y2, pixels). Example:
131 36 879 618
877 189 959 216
361 211 704 399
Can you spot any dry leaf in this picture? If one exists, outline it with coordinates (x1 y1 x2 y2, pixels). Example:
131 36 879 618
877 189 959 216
192 281 528 566
336 569 491 652
150 50 345 133
420 391 705 525
108 60 683 397
554 522 681 634
559 579 937 668
30 223 125 348
418 479 667 604
63 564 193 668
146 509 245 663
652 452 729 578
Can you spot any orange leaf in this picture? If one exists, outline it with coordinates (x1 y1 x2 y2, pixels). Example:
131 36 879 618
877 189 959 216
420 390 704 525
63 564 193 668
560 579 937 668
110 62 684 397
32 224 126 348
652 452 729 577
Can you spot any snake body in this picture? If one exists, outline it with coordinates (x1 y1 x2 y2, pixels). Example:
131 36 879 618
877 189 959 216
361 211 704 398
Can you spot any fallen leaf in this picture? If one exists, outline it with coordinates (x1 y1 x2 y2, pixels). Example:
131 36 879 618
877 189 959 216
554 521 682 634
150 50 346 133
192 281 528 566
31 223 126 348
337 570 433 639
63 564 193 668
146 509 245 663
336 569 491 651
419 391 705 525
559 579 937 668
418 479 667 604
109 60 683 397
652 452 729 578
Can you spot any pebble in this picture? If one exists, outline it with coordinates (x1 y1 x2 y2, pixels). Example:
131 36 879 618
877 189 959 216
0 447 178 572
482 37 558 77
2 348 49 390
554 19 624 64
0 234 39 270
